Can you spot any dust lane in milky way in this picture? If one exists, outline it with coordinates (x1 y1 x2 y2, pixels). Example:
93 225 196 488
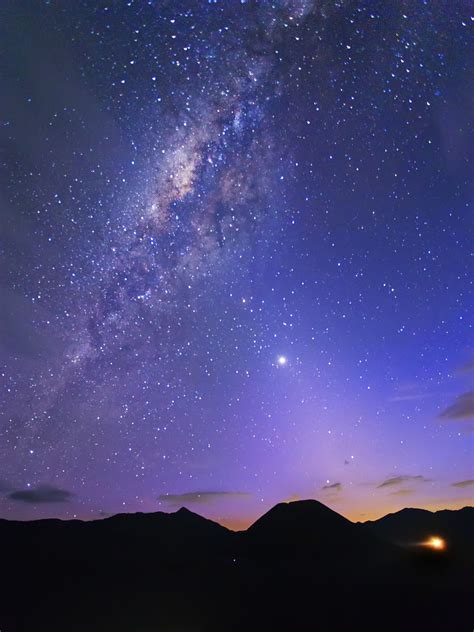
1 1 472 527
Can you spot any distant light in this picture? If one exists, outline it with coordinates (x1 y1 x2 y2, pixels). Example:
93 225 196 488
424 536 446 551
277 355 287 366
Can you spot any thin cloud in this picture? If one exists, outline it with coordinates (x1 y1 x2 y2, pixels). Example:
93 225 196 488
158 491 250 505
390 389 433 403
8 484 74 504
389 381 438 403
451 479 474 489
439 391 474 421
388 488 414 497
377 475 431 489
322 482 342 491
457 360 474 375
390 392 433 402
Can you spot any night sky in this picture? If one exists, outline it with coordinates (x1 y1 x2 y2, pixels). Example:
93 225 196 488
1 0 472 529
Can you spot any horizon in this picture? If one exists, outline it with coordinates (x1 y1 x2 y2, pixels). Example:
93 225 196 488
1 2 472 529
1 496 472 532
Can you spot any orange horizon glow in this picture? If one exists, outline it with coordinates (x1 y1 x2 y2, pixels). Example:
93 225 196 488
216 498 472 531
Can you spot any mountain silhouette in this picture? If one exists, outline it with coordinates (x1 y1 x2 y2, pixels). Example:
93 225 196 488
0 501 472 632
363 505 474 567
247 498 352 538
0 505 234 567
363 505 473 545
243 499 396 572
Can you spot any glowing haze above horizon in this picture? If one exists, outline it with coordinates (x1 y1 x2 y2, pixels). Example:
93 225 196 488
1 0 472 530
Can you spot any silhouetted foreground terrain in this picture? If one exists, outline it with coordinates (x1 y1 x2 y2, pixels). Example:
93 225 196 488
1 501 472 631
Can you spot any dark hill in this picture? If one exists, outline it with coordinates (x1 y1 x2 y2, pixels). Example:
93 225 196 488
0 502 472 632
362 506 474 566
245 498 355 558
363 506 473 545
243 499 399 574
247 498 352 536
0 506 234 567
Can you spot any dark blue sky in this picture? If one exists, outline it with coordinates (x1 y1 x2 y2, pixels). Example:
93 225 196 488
1 0 472 527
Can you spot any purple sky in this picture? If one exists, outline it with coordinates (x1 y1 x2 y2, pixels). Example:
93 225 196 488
1 0 472 529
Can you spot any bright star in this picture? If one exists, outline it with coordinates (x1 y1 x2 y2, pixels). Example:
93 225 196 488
277 355 287 366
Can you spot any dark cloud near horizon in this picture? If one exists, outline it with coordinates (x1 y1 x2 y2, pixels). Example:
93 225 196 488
451 479 474 488
377 475 431 489
7 484 74 504
388 488 414 496
439 391 474 421
158 491 250 505
322 482 342 491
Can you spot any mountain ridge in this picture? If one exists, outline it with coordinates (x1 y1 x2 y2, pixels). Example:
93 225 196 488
1 499 472 530
1 500 472 632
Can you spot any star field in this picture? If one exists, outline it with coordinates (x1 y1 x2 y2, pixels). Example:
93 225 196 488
1 0 472 527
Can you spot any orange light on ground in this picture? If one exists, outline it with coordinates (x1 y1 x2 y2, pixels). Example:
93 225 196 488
424 536 446 550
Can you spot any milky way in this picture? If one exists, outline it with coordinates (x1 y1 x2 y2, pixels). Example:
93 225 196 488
1 1 472 527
